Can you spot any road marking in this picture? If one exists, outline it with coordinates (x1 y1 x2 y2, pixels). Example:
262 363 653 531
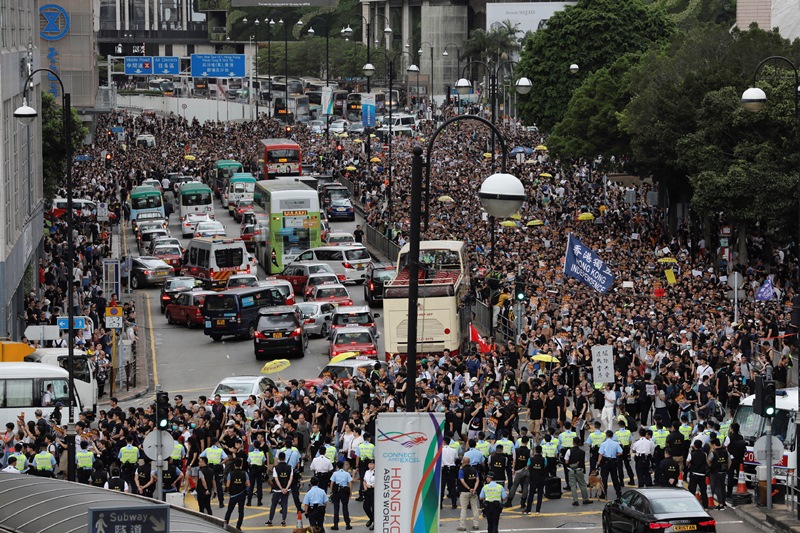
145 293 158 386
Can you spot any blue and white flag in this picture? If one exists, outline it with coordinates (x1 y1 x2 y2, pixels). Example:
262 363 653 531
563 234 615 294
755 276 775 301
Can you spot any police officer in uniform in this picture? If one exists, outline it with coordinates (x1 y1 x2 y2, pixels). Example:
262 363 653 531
494 431 515 485
197 456 215 515
614 421 635 486
475 432 492 474
488 444 509 488
363 459 376 530
458 456 481 530
666 420 687 472
224 458 250 530
304 476 329 533
651 420 669 480
247 443 267 506
588 421 605 473
658 450 680 486
266 451 293 527
90 459 108 488
117 435 139 489
356 433 375 502
558 422 577 490
631 428 655 487
707 438 730 509
33 442 56 477
105 466 129 492
480 471 507 533
8 443 27 473
564 437 593 506
598 431 623 499
162 457 184 497
76 440 94 484
135 458 157 498
686 440 709 508
506 436 531 508
330 460 353 530
523 445 547 515
199 438 228 508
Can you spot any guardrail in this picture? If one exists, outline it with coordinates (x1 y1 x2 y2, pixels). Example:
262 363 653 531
338 174 401 263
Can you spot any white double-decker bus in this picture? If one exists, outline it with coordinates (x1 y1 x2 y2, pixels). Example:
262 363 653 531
382 240 470 361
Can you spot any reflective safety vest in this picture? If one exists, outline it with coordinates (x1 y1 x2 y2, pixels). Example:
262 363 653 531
249 450 266 466
476 441 491 457
589 431 605 447
449 440 461 453
653 429 669 449
11 453 26 471
34 452 53 471
205 447 223 464
483 483 504 502
560 430 576 448
679 424 692 440
324 444 337 462
171 443 184 461
496 438 513 455
77 450 94 469
358 442 375 460
541 442 558 458
615 429 632 447
120 446 138 464
719 420 732 440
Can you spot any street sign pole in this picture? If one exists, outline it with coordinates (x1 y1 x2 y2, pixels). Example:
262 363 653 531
155 383 164 500
766 365 773 510
111 328 117 397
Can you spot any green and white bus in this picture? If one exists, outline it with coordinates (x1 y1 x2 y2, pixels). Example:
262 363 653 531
179 182 214 219
212 159 244 199
253 180 322 274
130 185 165 223
224 172 257 214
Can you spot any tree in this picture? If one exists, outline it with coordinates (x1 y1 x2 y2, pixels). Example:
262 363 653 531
462 20 522 66
516 0 675 131
41 91 88 201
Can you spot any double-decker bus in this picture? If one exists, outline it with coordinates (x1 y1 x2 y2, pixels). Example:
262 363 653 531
179 182 214 219
345 91 386 121
275 95 311 123
382 240 470 362
260 139 302 179
193 77 209 96
212 159 243 198
149 78 175 96
129 185 165 221
253 180 321 273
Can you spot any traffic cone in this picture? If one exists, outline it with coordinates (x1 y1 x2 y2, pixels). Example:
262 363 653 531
677 471 684 489
706 477 715 508
736 463 747 494
296 511 303 529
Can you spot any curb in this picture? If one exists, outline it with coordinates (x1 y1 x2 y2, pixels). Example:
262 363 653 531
734 503 800 533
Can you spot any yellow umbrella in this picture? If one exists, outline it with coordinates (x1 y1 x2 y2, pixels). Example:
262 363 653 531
658 257 678 263
483 152 493 158
524 159 537 165
539 172 552 178
329 351 360 365
184 155 196 161
500 220 517 227
535 145 548 151
369 133 377 138
527 220 544 227
510 213 522 220
260 359 291 375
258 158 264 163
532 353 559 363
438 195 454 203
345 165 357 171
353 139 362 143
577 212 595 221
370 157 381 163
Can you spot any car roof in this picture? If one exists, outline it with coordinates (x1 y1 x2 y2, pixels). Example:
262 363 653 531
136 257 169 265
332 305 371 314
217 375 270 386
630 488 700 499
307 272 338 279
258 305 298 314
316 283 347 289
332 326 373 335
323 359 386 370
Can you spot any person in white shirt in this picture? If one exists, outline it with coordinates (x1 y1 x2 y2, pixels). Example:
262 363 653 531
630 428 656 487
601 384 617 432
362 460 376 530
310 449 334 490
2 456 21 473
441 438 460 508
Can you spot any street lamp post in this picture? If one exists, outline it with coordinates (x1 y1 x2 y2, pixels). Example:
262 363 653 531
342 14 391 93
364 52 418 234
741 56 800 519
15 68 77 482
443 43 461 111
406 115 524 410
306 17 331 145
418 41 433 106
244 17 261 119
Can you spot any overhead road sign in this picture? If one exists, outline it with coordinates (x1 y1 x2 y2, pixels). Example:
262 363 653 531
191 54 245 78
124 56 153 76
153 56 180 75
88 505 169 533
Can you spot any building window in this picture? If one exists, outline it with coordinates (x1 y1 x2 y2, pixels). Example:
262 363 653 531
165 44 173 56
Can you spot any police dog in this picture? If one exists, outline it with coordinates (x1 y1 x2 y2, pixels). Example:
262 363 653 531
587 470 604 498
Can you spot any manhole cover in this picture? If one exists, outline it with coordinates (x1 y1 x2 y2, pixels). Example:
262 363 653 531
558 522 597 528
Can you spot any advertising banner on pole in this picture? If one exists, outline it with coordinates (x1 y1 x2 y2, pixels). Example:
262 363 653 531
375 412 444 533
362 93 376 128
322 86 334 117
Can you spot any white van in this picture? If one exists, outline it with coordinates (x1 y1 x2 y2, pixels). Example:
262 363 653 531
293 244 372 283
182 237 251 289
135 134 156 148
0 363 85 432
382 113 416 129
24 348 97 414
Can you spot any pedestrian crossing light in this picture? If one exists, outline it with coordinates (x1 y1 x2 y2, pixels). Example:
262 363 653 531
514 281 525 301
754 376 776 417
156 391 170 429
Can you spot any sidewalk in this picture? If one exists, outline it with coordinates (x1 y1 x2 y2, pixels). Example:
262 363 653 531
735 503 800 532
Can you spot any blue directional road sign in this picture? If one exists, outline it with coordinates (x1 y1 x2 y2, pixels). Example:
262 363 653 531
88 505 170 533
191 54 245 78
56 316 85 330
153 56 180 75
124 56 153 76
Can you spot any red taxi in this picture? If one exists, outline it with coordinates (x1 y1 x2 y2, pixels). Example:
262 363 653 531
329 326 378 359
165 290 215 328
308 282 353 307
152 244 183 274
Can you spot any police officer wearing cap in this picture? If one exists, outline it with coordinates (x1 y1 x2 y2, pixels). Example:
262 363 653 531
75 440 95 484
33 441 56 477
199 438 228 508
266 451 293 527
588 420 605 473
304 476 329 532
598 430 623 499
363 459 377 530
330 460 353 530
614 421 635 486
631 428 655 487
480 470 507 533
247 441 267 506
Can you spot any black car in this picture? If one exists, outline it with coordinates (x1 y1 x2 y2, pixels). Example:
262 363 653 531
253 306 308 360
159 276 199 313
602 488 716 533
364 263 396 306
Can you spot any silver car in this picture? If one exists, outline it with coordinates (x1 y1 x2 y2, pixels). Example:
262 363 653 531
295 301 335 337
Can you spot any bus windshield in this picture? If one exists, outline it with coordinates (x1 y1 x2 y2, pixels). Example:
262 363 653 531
131 194 162 210
182 190 212 206
267 149 300 163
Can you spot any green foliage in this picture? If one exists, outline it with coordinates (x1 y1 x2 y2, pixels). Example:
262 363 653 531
646 0 736 25
462 20 522 65
516 0 675 132
41 91 88 201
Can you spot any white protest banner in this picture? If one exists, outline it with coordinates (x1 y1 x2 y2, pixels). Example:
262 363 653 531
591 345 614 383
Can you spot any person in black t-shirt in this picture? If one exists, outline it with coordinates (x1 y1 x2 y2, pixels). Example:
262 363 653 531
527 390 544 441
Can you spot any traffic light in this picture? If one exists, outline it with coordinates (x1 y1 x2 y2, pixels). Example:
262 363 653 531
284 126 292 136
156 391 170 429
335 144 343 158
754 376 777 417
107 130 112 140
104 153 112 169
514 280 525 301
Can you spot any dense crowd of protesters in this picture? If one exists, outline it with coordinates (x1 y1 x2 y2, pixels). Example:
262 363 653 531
0 101 793 526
